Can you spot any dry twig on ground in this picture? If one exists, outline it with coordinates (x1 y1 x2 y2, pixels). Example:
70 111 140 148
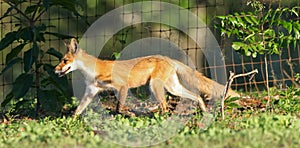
221 69 258 120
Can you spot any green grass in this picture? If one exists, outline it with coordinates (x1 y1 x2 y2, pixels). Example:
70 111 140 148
1 87 300 148
1 113 299 148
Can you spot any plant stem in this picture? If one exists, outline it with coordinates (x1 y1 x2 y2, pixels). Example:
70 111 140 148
264 54 270 109
35 60 40 118
259 3 270 110
31 26 40 117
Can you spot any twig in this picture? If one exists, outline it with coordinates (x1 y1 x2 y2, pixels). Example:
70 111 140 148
221 69 258 120
33 9 46 22
4 0 33 25
31 1 42 21
283 70 299 87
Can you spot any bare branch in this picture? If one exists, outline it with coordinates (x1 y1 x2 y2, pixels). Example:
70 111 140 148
221 69 258 120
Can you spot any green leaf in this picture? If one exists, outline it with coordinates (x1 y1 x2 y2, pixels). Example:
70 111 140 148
262 9 271 23
15 99 31 110
243 14 254 25
25 5 38 14
42 0 51 9
249 45 257 52
38 89 63 113
249 15 258 25
41 78 51 87
270 8 280 25
23 49 35 72
226 102 241 108
272 44 280 55
291 7 299 17
6 43 26 63
225 97 240 103
252 52 257 58
0 5 16 20
232 42 244 50
32 42 40 58
226 29 232 38
232 44 240 50
0 31 17 51
0 57 22 75
235 15 245 27
293 40 297 48
12 73 33 99
1 92 14 107
44 32 75 39
221 20 225 28
36 24 47 32
6 0 26 5
293 22 300 33
46 48 63 60
39 49 45 59
217 16 225 19
228 17 237 26
245 51 252 56
287 24 293 34
43 64 72 97
112 52 121 59
34 25 47 42
257 44 265 52
244 32 255 41
51 0 82 16
281 21 293 34
18 27 33 42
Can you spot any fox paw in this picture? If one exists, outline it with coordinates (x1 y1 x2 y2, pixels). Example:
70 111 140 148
116 105 135 117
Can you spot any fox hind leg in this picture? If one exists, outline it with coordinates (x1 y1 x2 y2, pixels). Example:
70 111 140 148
165 74 207 112
149 78 168 113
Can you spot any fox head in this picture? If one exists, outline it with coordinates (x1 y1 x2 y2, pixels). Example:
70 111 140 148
54 38 80 77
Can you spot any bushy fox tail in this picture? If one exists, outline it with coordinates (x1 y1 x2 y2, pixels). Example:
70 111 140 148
194 72 240 99
171 59 239 100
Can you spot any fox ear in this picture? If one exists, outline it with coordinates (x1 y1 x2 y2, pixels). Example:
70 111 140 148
67 38 79 54
64 40 68 47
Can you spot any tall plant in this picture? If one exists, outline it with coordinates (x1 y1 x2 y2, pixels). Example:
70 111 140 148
216 0 299 107
0 0 81 116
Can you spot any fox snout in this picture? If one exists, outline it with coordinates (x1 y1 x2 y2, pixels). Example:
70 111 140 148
54 66 71 77
54 63 72 77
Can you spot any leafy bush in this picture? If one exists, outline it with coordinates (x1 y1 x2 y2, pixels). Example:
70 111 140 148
0 0 83 116
216 0 299 103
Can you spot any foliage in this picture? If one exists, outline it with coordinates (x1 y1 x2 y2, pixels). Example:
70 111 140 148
216 1 299 58
1 114 298 148
270 86 300 113
0 0 83 116
216 0 299 103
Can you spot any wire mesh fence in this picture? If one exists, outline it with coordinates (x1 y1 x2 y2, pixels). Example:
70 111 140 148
0 0 299 102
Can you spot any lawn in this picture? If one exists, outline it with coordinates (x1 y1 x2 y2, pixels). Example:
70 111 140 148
1 87 300 148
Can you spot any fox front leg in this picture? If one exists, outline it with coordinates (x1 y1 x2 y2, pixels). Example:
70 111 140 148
74 85 100 116
116 86 130 113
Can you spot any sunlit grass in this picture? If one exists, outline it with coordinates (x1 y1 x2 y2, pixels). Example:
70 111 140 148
0 87 300 148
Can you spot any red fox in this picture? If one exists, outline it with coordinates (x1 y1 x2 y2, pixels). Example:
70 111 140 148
55 38 239 116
